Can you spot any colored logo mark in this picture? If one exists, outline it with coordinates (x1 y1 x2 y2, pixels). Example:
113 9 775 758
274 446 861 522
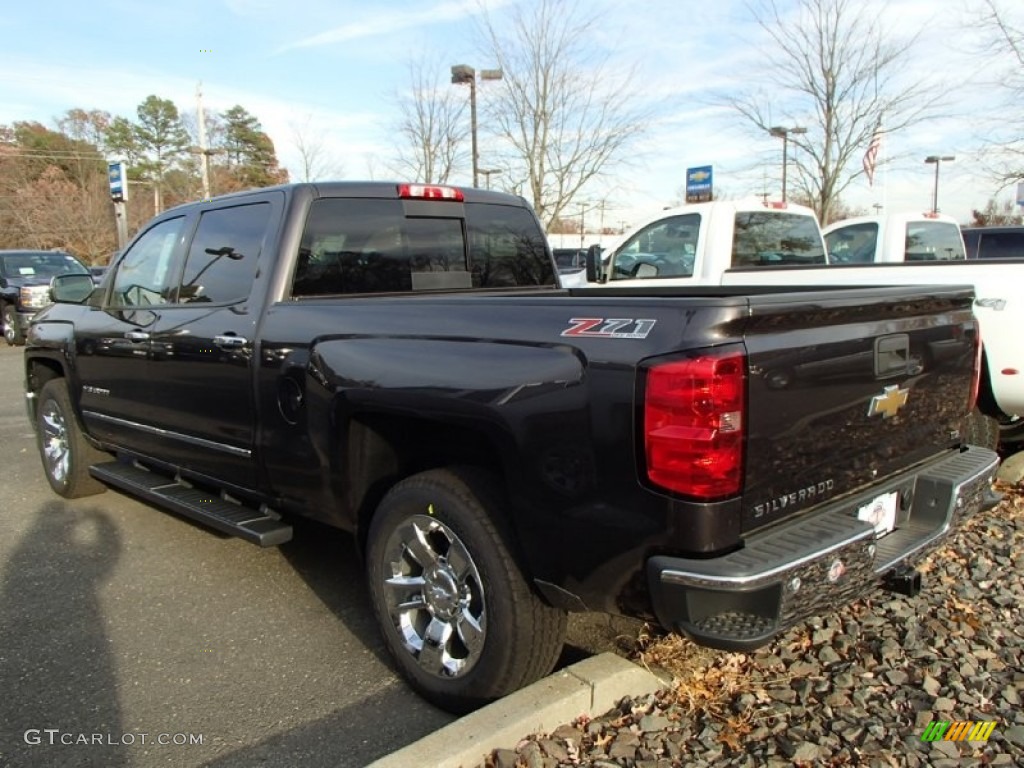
920 721 996 742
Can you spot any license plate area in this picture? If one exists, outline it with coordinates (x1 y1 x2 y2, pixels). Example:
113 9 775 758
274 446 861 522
856 491 899 538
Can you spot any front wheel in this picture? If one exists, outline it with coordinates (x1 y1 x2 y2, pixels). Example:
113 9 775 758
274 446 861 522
3 304 24 346
36 379 107 498
366 467 567 713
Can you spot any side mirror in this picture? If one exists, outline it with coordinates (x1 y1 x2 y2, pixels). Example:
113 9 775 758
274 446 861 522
585 245 604 283
50 274 96 304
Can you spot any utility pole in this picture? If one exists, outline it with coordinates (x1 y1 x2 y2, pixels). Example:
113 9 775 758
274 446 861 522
578 201 586 249
196 82 212 200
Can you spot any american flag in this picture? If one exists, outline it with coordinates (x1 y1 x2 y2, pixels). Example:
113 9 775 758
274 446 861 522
862 123 883 186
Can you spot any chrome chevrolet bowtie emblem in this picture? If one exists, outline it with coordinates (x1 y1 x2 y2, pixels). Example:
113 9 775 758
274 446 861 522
868 384 909 418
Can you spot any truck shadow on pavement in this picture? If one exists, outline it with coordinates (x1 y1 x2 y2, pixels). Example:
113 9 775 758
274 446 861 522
276 517 394 669
0 500 127 767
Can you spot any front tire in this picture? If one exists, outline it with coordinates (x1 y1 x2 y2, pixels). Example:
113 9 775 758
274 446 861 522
366 467 567 713
36 379 107 498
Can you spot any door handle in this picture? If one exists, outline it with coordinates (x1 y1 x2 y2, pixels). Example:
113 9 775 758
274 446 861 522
124 331 150 342
214 334 247 349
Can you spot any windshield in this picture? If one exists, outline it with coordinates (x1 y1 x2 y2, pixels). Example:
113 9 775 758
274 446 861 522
0 252 88 278
609 213 700 280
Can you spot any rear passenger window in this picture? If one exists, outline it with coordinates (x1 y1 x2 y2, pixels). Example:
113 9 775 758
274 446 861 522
177 203 269 304
292 199 553 296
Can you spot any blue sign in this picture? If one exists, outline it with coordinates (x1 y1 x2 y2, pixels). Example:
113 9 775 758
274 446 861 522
686 165 713 203
108 161 127 202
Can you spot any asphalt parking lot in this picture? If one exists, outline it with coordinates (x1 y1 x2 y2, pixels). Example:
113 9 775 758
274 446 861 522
0 344 458 767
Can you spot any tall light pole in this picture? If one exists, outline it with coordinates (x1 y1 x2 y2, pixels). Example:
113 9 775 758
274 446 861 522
451 64 503 188
478 168 502 190
769 126 807 202
924 155 955 213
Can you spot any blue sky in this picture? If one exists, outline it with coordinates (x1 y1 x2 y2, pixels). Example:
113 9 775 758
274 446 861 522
1 0 1019 226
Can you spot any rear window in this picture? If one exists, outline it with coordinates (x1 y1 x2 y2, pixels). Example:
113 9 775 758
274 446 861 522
292 199 553 296
731 212 825 267
964 229 1024 259
905 221 964 260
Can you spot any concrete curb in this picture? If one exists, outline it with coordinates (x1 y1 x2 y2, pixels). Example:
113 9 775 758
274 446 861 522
367 653 666 768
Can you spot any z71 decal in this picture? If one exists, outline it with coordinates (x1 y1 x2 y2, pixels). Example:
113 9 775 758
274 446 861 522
561 317 657 339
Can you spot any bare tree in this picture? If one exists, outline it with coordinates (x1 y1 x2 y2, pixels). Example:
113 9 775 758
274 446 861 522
478 0 649 227
727 0 941 223
391 58 467 184
290 114 341 182
972 0 1024 184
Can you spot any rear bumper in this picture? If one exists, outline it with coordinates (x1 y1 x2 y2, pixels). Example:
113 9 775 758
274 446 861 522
647 446 1001 652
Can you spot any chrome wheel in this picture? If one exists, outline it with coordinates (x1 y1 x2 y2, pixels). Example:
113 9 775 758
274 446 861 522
41 399 70 486
381 514 485 679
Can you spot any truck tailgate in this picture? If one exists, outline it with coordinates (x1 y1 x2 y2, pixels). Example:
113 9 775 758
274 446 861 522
740 286 978 533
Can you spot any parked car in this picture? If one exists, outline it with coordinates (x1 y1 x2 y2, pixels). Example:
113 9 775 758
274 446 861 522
961 225 1024 259
0 249 91 345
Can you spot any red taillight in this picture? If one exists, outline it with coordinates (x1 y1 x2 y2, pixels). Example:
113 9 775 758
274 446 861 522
644 348 746 499
397 183 464 201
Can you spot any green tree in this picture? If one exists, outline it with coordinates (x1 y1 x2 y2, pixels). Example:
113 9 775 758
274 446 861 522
217 105 288 189
134 95 191 212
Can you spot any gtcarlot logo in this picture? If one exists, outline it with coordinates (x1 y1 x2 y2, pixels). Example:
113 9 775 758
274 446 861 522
24 729 204 746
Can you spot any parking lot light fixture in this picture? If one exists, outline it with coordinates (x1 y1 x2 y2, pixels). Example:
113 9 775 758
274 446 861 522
769 126 807 202
451 65 503 188
924 155 955 213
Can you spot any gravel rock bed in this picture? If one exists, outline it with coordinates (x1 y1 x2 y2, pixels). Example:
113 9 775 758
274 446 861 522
479 481 1024 767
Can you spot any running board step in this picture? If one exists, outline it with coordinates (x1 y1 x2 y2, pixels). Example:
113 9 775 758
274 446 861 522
89 461 292 547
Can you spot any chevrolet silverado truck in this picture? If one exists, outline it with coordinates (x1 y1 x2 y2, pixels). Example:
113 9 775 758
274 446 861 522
583 202 1023 448
25 182 1000 712
0 249 91 346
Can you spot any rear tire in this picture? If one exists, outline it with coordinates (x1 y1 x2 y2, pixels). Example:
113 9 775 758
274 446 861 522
366 467 567 714
998 415 1024 446
963 409 1000 451
36 379 107 498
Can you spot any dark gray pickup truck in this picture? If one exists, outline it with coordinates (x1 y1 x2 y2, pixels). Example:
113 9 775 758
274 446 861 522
24 182 1001 712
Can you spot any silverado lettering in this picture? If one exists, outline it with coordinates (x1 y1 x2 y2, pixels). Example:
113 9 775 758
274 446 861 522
24 181 1001 714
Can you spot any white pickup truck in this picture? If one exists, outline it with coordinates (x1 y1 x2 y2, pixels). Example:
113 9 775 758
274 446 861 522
822 212 965 263
576 200 1024 446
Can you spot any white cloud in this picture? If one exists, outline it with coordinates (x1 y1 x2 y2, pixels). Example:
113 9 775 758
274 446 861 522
277 0 513 53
